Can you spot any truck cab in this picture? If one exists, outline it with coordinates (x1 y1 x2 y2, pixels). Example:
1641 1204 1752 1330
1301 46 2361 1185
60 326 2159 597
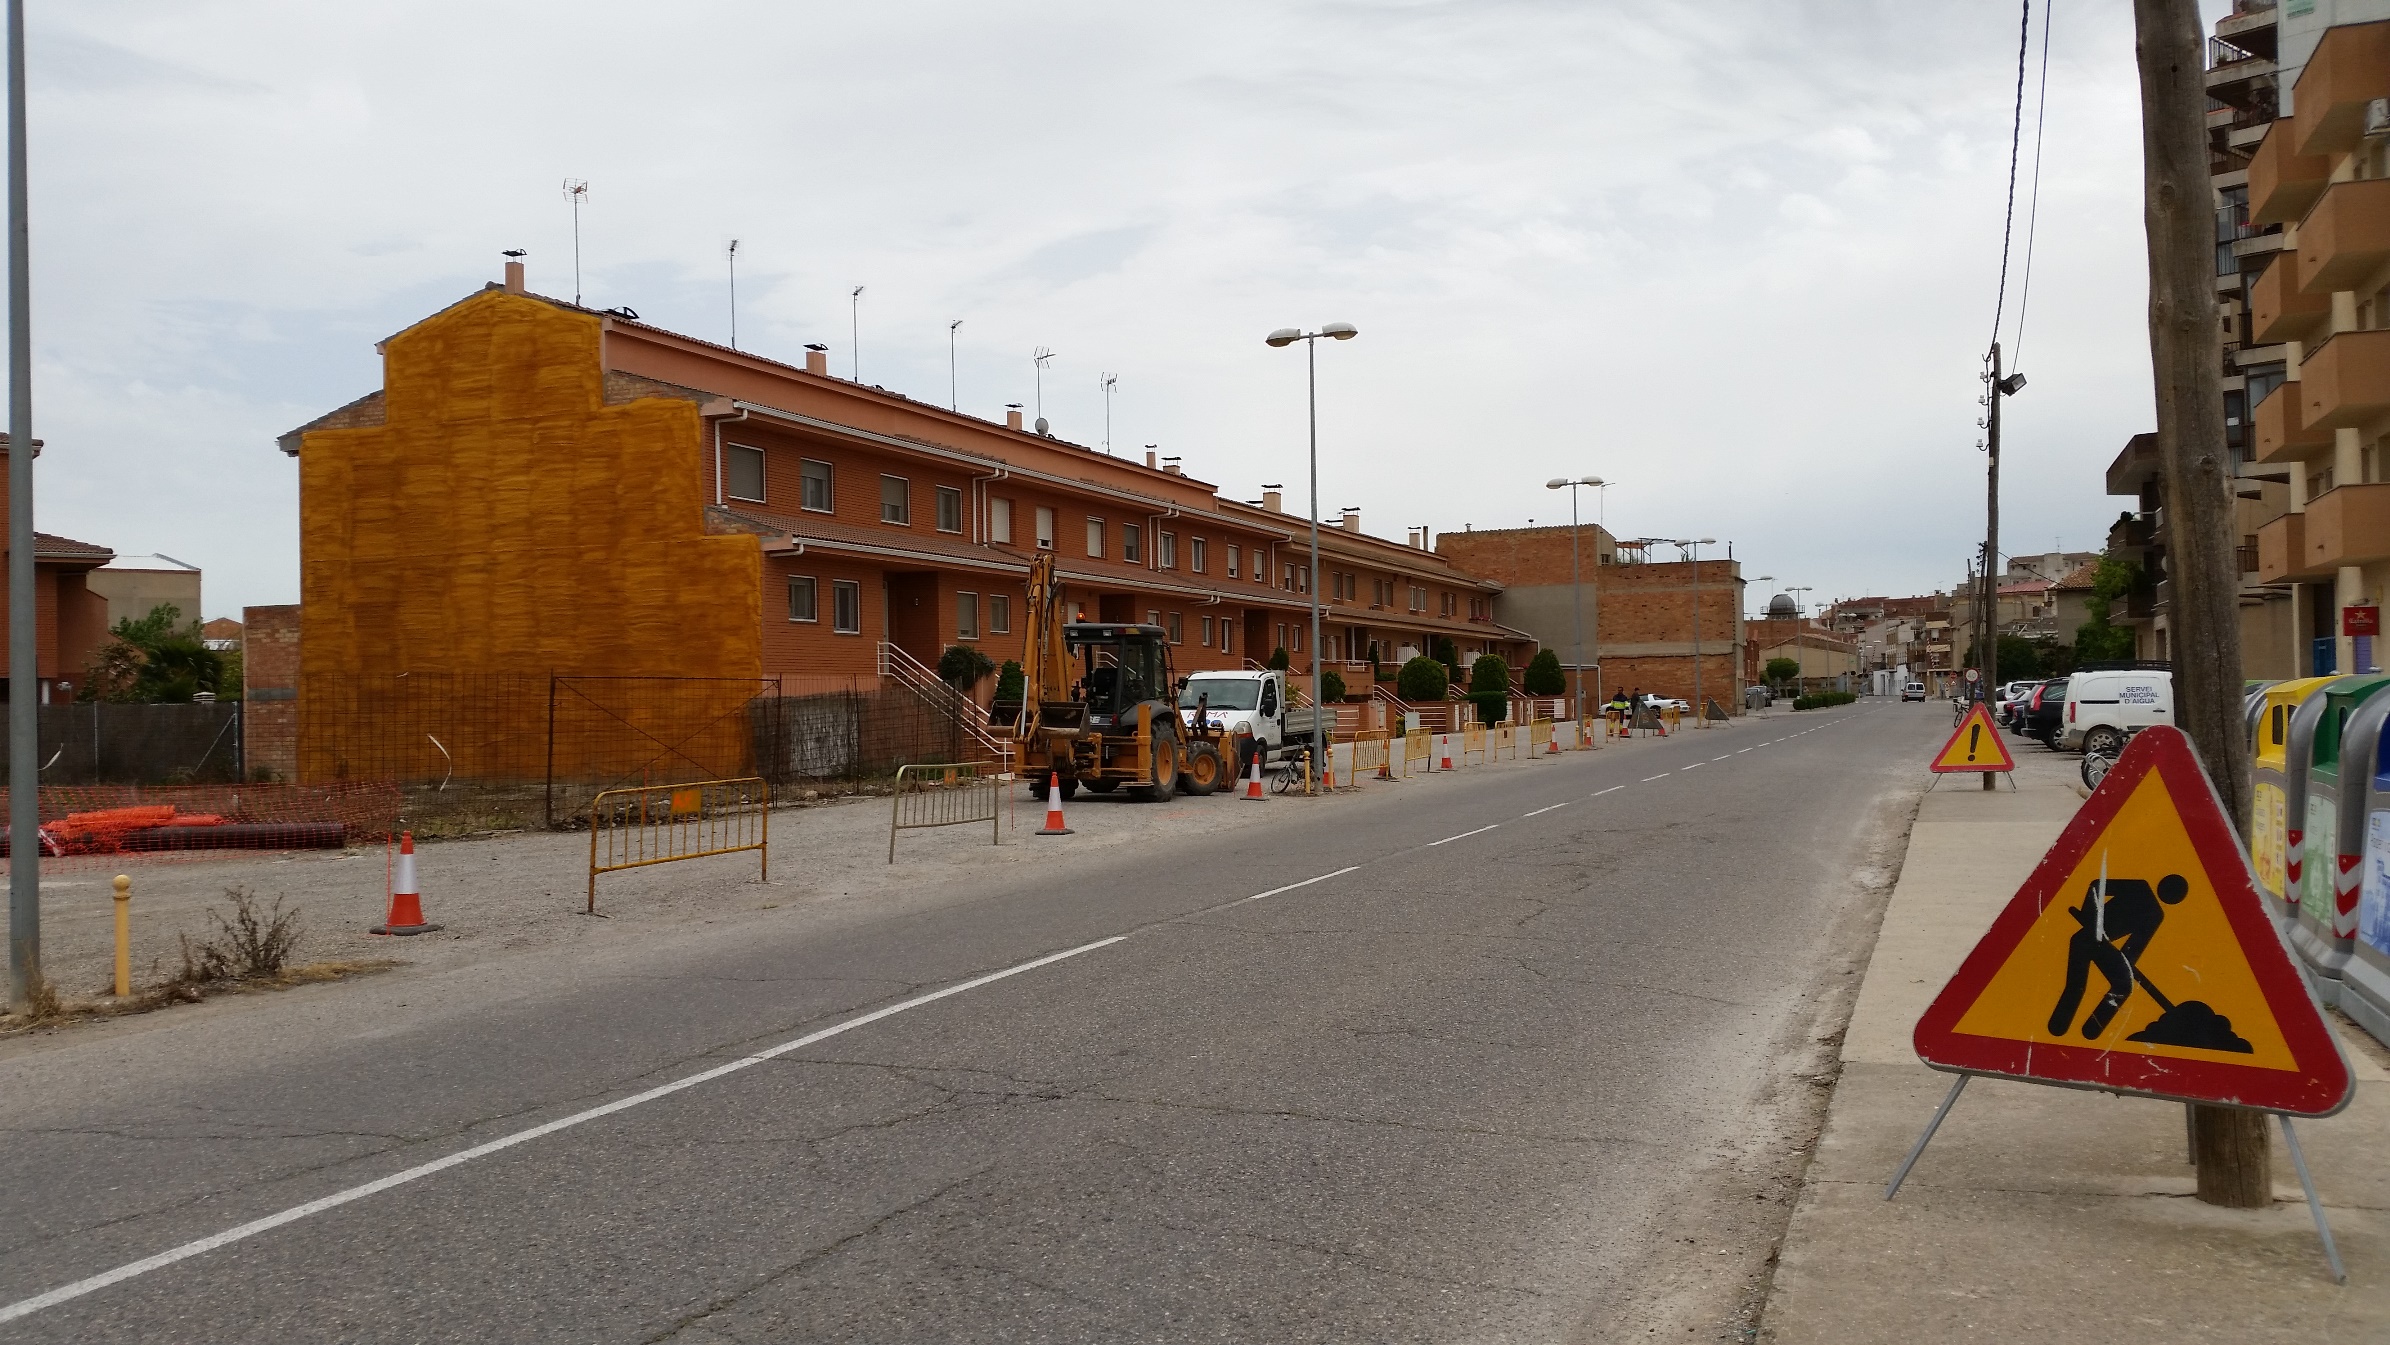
1178 669 1323 767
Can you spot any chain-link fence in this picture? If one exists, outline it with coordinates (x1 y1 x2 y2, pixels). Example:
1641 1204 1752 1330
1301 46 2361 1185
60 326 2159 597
1 701 244 787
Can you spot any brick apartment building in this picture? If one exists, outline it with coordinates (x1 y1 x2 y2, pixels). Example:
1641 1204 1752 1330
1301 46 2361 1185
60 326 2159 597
1434 526 1745 711
0 434 115 704
2248 15 2390 676
274 263 1538 777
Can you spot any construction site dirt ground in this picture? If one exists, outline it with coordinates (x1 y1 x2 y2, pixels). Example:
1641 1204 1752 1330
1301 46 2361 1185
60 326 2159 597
1 714 1775 1017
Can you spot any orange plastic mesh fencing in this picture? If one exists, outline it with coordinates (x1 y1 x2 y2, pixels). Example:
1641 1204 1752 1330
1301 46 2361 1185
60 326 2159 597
0 781 401 874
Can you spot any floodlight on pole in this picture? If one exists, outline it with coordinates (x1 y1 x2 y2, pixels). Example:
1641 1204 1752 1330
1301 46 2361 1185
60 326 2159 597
1262 323 1361 783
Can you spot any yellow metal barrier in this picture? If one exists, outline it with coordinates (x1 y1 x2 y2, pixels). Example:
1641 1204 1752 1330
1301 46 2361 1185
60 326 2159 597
1351 733 1390 780
890 761 1001 862
588 777 768 913
1462 722 1488 764
1494 720 1517 760
1528 718 1552 757
1404 727 1432 775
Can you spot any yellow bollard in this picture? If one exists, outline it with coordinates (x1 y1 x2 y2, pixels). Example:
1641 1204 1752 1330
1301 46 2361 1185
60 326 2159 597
112 874 131 998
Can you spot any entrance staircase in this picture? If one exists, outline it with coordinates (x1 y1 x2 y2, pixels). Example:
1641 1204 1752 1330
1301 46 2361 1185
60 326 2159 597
877 642 1011 769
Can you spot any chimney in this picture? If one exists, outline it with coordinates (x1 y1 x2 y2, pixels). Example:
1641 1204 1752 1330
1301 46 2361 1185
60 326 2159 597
1145 450 1157 469
803 346 828 376
1341 508 1361 533
1007 408 1025 431
503 260 525 294
1162 455 1182 475
1263 489 1283 513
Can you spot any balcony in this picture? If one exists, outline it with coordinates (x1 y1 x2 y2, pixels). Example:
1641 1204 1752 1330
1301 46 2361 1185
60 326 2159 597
2300 482 2390 570
2255 379 2334 462
2299 327 2390 431
2246 253 2323 344
2291 22 2390 159
2295 178 2390 293
2258 512 2327 583
2249 118 2330 225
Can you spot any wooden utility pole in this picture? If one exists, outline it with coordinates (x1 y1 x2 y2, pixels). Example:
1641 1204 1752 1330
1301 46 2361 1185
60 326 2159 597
1981 343 2008 791
2134 0 2267 1207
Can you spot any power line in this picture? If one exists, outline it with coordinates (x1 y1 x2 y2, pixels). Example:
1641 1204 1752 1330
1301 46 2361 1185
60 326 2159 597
1987 0 2032 353
2010 0 2055 371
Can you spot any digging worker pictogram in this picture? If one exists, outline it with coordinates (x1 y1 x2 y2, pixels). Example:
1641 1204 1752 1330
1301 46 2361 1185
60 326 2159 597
2048 872 2189 1040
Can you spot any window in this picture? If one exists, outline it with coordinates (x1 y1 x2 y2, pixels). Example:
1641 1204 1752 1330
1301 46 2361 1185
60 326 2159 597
1300 566 1310 594
1160 532 1177 569
990 497 1014 543
880 475 910 524
1192 538 1207 573
1202 615 1214 646
1226 545 1239 578
1222 622 1233 653
1124 524 1143 563
1035 506 1055 550
832 580 862 634
1168 612 1183 644
1087 517 1106 557
936 486 963 534
1147 609 1162 627
1282 562 1295 591
726 444 766 502
788 576 817 622
1293 624 1305 652
1410 585 1427 612
990 594 1011 633
958 591 979 639
801 459 833 513
1441 591 1455 617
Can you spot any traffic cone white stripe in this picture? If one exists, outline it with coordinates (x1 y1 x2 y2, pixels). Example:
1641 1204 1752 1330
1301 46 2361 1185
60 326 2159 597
1037 772 1074 835
1244 748 1266 800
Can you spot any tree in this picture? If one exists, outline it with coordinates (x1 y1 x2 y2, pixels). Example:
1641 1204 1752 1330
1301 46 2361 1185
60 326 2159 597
81 604 223 704
1320 669 1347 703
1395 655 1449 702
1467 654 1512 726
994 659 1024 705
1267 646 1291 671
1523 649 1566 696
936 643 995 690
1764 657 1801 687
1433 636 1460 685
2073 551 2143 665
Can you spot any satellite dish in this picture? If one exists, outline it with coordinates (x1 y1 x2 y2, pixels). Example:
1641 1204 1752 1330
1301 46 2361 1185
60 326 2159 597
1034 417 1051 435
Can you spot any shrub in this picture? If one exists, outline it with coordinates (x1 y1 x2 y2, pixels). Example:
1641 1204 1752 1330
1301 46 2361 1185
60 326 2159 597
1320 669 1348 703
994 659 1024 705
1267 646 1291 671
1523 649 1566 696
175 887 302 985
1396 655 1449 702
936 643 994 690
1792 690 1857 711
1468 654 1512 726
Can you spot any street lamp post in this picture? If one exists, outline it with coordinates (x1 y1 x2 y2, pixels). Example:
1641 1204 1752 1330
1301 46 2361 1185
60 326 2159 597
1787 586 1813 692
1545 476 1605 723
1266 322 1359 784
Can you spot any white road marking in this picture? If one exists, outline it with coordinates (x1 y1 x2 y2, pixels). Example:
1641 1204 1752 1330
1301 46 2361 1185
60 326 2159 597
1246 866 1360 901
1681 762 1703 770
1641 773 1670 782
1735 749 1752 754
1523 802 1569 817
0 935 1130 1326
1593 785 1625 796
1430 824 1501 845
1712 755 1730 762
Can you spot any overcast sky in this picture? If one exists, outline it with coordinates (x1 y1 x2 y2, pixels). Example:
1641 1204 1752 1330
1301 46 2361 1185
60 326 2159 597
11 2 2219 620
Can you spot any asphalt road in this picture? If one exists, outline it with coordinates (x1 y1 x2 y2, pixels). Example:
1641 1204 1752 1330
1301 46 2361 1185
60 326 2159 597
0 702 1947 1343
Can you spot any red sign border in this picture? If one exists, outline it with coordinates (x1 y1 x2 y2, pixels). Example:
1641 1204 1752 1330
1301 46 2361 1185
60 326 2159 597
1928 700 2017 773
1912 725 2353 1115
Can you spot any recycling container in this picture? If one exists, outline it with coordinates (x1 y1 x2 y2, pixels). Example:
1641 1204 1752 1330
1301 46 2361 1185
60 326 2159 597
2344 716 2390 1048
2298 674 2390 1003
2253 676 2343 927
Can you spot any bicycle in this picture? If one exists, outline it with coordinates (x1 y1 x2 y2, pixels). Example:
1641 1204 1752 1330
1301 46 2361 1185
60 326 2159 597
1270 747 1313 795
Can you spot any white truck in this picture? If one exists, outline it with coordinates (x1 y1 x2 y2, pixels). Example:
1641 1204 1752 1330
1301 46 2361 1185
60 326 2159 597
1176 669 1330 769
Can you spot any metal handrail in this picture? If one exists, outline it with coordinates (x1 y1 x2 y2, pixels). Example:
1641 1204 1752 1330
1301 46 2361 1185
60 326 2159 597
877 642 1009 765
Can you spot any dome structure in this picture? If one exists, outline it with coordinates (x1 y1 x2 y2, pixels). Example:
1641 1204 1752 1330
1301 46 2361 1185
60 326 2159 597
1765 594 1798 619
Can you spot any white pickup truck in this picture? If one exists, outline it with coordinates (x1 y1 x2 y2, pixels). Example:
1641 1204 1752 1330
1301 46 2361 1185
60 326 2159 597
1176 669 1329 766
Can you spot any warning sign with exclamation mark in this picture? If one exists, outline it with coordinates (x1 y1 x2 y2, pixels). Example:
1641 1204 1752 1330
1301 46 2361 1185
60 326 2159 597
1932 702 2016 774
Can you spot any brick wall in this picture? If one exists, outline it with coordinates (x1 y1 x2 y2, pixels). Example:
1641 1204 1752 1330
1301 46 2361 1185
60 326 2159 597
243 603 299 780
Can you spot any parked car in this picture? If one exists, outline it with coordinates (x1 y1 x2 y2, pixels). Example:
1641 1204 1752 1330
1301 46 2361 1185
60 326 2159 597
1996 680 2036 729
2023 676 2070 748
2060 668 2173 755
1900 681 1928 702
1638 693 1691 713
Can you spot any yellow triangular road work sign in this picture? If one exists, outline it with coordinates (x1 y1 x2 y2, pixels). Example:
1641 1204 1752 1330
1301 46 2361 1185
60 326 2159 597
1914 726 2352 1115
1930 700 2015 773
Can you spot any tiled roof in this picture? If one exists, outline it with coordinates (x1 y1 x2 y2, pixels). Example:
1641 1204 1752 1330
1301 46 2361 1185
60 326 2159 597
2053 560 2102 590
33 532 113 564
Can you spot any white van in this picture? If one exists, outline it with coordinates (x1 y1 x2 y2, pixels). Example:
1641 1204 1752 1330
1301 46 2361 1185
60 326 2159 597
2060 669 2173 755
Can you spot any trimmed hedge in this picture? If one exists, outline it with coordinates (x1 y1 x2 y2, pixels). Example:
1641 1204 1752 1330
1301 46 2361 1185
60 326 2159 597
1395 655 1449 701
1523 649 1566 696
1791 690 1857 711
1320 669 1348 703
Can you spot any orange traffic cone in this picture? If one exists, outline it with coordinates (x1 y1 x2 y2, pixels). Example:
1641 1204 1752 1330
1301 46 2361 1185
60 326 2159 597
1547 731 1561 757
1377 750 1395 781
372 832 441 936
1037 772 1074 836
1243 748 1266 801
1439 736 1454 771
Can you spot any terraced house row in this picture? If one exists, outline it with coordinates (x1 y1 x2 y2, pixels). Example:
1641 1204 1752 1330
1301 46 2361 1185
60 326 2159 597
274 260 1540 749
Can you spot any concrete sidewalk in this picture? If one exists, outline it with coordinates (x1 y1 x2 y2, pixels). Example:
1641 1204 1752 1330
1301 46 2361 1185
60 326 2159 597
1761 746 2390 1341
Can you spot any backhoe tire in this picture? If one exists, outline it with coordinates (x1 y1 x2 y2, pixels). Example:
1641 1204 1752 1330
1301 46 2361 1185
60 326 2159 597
1179 740 1224 797
1132 724 1180 802
1060 777 1080 801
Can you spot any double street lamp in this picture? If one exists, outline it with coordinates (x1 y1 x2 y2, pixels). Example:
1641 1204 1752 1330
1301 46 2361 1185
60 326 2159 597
1545 477 1605 722
1265 322 1358 779
1658 538 1718 724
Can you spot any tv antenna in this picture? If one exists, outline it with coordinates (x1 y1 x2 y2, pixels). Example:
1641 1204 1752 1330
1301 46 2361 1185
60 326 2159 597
1032 347 1056 424
726 240 740 350
561 179 589 305
850 286 865 380
1100 373 1118 454
948 319 963 410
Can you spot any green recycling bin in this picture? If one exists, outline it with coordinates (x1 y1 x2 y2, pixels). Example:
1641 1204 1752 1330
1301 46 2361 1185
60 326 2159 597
2299 674 2390 1005
2345 722 2390 1047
